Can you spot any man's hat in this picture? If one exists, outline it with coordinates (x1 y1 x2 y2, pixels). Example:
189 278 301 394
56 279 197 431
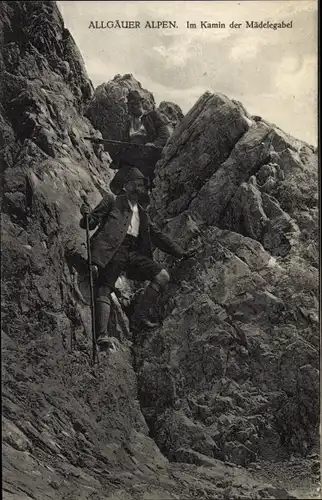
110 167 150 195
127 89 143 104
123 167 148 184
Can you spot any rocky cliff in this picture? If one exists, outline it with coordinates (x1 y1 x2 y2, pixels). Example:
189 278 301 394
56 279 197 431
1 2 319 500
144 91 319 463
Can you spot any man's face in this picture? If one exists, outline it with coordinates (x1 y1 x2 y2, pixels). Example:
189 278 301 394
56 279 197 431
128 100 143 117
125 179 146 196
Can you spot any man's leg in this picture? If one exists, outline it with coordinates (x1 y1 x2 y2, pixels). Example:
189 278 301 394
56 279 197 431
95 285 113 342
94 247 128 345
129 259 170 331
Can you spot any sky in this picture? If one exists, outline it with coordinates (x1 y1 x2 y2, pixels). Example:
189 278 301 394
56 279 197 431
57 1 318 145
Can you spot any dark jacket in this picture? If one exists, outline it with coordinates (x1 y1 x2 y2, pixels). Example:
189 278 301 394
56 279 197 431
123 110 170 148
80 192 184 268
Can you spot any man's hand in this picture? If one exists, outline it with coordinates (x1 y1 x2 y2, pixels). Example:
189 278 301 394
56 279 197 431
91 264 99 279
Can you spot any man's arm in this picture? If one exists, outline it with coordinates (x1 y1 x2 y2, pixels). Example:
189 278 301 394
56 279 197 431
147 110 170 148
80 192 115 230
149 222 185 258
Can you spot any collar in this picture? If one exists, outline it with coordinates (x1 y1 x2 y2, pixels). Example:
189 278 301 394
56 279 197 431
123 190 138 209
128 199 138 210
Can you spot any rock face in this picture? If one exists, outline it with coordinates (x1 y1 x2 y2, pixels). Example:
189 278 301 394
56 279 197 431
151 92 252 219
85 73 183 143
158 100 184 134
141 89 319 469
1 2 319 500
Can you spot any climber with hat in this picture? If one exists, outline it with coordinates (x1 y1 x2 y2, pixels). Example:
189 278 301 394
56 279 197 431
80 168 195 350
109 158 151 207
125 89 170 149
109 89 171 201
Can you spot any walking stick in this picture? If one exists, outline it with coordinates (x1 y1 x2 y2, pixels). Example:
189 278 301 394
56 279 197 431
84 136 163 151
85 213 98 366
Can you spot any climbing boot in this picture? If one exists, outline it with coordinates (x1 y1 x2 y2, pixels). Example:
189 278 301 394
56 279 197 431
130 282 161 333
97 335 118 352
96 334 112 345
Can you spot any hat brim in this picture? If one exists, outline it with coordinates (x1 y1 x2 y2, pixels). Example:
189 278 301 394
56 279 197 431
124 174 149 184
123 167 149 184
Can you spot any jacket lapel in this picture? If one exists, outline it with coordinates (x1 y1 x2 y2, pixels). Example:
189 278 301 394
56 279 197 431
116 193 131 213
138 205 149 235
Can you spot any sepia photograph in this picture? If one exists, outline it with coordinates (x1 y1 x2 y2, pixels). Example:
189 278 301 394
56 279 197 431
1 1 319 499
